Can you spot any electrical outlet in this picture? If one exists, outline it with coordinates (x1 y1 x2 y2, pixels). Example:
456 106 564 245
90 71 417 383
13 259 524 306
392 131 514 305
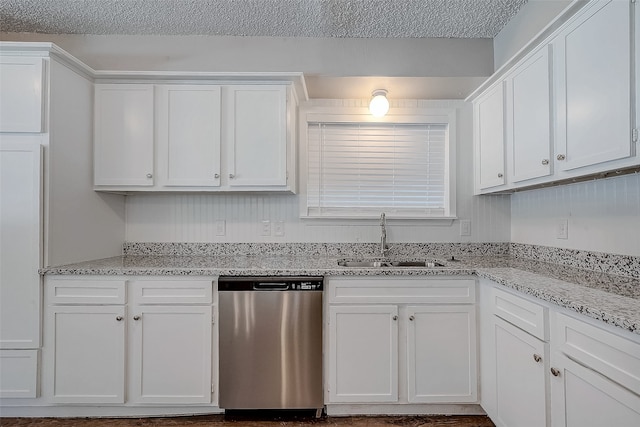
274 221 285 237
556 219 568 239
261 220 271 236
460 220 471 236
215 219 226 236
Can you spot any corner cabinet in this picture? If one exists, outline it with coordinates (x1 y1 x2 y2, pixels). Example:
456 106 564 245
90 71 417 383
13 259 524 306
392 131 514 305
94 82 297 193
479 279 640 427
325 276 477 413
471 0 639 194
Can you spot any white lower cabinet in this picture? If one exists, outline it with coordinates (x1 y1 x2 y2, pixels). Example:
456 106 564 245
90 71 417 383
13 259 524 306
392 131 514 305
493 317 548 427
480 279 640 427
44 276 215 407
48 305 126 404
549 312 640 427
328 305 399 403
129 305 213 404
326 276 477 408
407 305 476 403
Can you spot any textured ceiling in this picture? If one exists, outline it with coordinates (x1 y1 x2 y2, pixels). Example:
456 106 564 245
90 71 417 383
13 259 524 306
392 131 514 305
0 0 528 38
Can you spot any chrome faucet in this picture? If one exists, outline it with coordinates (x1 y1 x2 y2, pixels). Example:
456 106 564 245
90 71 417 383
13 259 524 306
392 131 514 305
380 212 389 257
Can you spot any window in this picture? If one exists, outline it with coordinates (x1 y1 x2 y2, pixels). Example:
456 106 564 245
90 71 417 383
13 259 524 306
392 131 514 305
301 109 456 219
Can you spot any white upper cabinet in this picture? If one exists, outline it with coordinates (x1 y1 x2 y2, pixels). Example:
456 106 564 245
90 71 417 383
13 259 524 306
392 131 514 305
471 0 638 194
506 45 553 183
0 57 44 133
474 82 506 192
553 0 633 172
157 85 221 188
94 83 296 193
94 84 155 187
226 85 288 188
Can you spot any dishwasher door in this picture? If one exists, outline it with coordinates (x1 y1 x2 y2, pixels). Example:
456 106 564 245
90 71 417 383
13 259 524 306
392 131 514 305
218 277 323 410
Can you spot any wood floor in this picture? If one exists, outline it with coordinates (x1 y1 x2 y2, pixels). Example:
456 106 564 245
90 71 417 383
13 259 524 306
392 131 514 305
0 415 495 427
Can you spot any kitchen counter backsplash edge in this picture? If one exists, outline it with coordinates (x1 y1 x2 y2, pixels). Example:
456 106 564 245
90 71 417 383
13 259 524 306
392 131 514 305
122 241 511 258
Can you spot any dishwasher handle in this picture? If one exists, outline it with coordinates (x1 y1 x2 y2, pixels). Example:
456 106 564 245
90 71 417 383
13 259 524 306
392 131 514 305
253 282 290 291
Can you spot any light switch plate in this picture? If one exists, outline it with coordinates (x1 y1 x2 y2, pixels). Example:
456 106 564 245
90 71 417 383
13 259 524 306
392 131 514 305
215 219 226 236
261 220 271 236
460 220 471 236
556 219 568 239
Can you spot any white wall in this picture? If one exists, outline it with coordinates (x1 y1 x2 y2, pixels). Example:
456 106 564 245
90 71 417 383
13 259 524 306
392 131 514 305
493 0 572 69
0 33 493 99
125 100 511 243
46 59 126 265
511 174 640 257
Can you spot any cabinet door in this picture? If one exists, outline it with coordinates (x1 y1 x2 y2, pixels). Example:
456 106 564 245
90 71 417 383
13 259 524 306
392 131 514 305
94 84 154 186
407 305 477 403
474 83 506 191
0 140 42 350
328 305 398 403
554 0 633 171
226 85 288 187
507 45 553 183
157 85 222 187
0 57 44 132
550 352 640 427
494 317 548 427
48 305 126 403
129 305 212 404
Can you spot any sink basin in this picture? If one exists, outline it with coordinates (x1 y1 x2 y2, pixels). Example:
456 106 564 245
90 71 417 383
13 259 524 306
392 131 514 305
337 260 445 268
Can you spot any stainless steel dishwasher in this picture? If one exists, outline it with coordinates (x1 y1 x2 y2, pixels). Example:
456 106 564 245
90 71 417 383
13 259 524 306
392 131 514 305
218 276 323 411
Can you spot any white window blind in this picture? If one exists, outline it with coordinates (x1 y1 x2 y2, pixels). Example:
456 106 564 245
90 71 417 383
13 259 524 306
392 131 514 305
306 122 449 218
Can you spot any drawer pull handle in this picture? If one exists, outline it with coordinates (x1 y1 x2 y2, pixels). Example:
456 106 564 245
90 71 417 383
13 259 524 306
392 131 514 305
229 173 235 179
392 315 398 321
146 173 153 179
533 354 542 363
409 315 415 321
541 159 549 165
497 173 503 178
133 315 141 321
557 154 566 161
550 367 561 377
116 316 123 321
214 173 220 178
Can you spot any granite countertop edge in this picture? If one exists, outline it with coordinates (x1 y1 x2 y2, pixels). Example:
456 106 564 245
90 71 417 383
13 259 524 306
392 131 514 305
41 255 640 335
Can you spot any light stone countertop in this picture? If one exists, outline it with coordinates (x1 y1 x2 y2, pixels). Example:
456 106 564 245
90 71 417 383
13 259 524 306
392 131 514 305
41 254 640 335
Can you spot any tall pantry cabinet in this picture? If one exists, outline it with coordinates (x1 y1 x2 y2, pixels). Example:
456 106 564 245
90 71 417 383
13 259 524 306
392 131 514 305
0 43 126 398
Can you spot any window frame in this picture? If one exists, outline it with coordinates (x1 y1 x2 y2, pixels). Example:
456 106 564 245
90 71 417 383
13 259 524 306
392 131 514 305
298 103 457 221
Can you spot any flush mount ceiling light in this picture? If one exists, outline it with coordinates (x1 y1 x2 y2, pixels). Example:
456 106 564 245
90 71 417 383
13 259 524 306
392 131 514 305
369 89 389 117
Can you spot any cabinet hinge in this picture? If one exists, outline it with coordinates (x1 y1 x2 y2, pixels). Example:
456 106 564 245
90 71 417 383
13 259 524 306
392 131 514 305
211 384 215 394
633 128 639 143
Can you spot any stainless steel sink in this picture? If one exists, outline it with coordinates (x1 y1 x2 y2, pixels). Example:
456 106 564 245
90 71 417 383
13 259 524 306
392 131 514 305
337 260 445 268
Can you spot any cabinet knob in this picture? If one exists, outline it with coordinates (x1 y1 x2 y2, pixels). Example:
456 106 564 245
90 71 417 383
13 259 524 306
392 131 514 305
146 173 153 179
392 315 398 321
133 315 141 321
116 316 123 321
214 173 220 178
533 354 542 363
497 173 503 178
409 315 415 321
541 159 549 165
557 154 566 161
229 174 235 179
550 367 561 377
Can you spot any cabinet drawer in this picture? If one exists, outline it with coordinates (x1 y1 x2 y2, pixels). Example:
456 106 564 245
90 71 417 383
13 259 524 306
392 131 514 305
46 278 126 305
492 287 547 341
328 277 475 304
131 279 213 304
553 312 640 395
